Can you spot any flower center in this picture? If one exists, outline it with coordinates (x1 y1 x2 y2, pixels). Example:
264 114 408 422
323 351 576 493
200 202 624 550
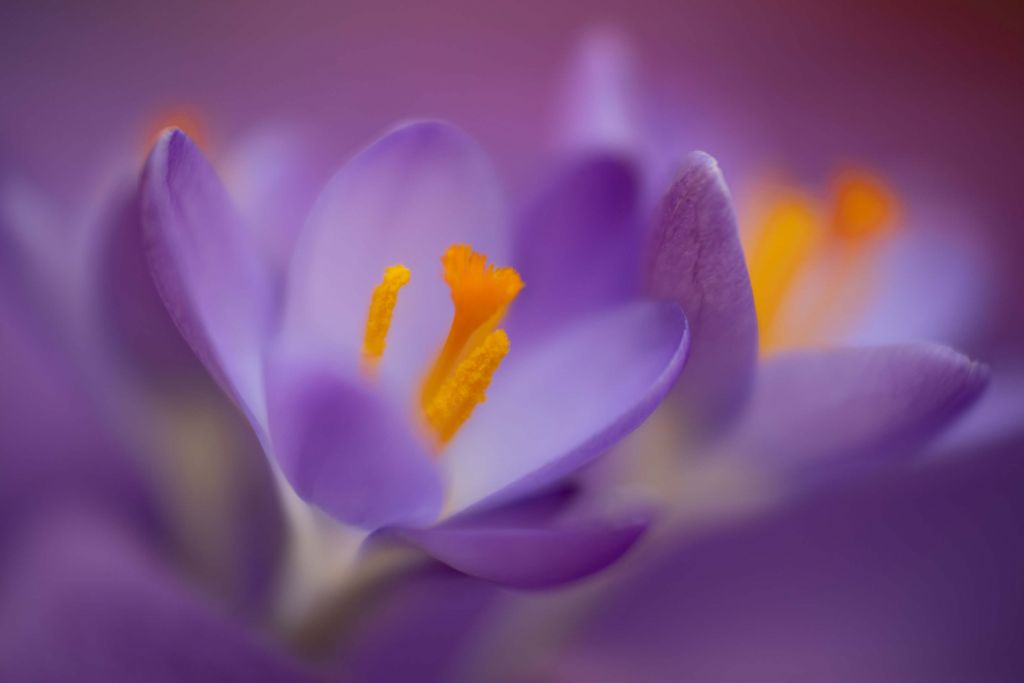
361 244 523 448
744 169 898 352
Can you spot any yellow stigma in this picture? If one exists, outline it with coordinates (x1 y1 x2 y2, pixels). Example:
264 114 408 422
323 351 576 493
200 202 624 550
744 189 821 351
423 329 510 446
419 245 523 413
361 264 411 372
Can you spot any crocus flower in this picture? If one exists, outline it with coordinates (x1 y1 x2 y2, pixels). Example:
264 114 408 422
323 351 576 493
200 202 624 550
554 32 989 498
139 120 691 596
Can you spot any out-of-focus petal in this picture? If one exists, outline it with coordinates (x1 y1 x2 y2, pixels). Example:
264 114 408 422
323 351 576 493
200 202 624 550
285 121 507 390
508 154 642 342
555 29 689 205
0 509 321 683
0 287 157 546
445 301 689 512
845 224 992 350
141 129 274 422
87 181 286 615
726 344 988 474
265 353 443 529
0 160 75 341
388 498 648 588
222 126 323 280
337 566 500 683
930 364 1024 456
646 152 757 435
543 437 1024 683
89 181 202 380
557 28 643 158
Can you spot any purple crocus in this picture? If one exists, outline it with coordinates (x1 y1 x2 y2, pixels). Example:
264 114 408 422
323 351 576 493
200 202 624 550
140 121 690 590
555 32 989 496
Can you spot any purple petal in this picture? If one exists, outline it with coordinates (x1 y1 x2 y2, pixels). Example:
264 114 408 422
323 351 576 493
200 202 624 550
646 152 757 434
89 181 203 381
0 287 157 545
400 486 651 590
445 300 689 512
935 365 1024 455
141 129 274 421
0 510 319 683
265 353 443 529
337 565 500 683
727 344 989 474
548 438 1024 683
221 126 323 281
845 224 993 350
388 506 648 588
0 161 73 342
556 28 644 158
285 121 506 390
507 154 642 342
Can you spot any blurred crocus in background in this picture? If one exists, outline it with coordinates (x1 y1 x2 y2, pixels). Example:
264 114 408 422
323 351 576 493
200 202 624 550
2 2 1024 682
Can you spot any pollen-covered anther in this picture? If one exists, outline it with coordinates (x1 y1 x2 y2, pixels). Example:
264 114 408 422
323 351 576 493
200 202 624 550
361 264 411 371
424 329 510 446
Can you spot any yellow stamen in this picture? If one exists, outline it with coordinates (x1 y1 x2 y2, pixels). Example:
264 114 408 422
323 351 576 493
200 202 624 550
420 245 523 410
744 169 900 353
423 329 510 446
743 190 821 351
361 265 411 372
789 169 898 344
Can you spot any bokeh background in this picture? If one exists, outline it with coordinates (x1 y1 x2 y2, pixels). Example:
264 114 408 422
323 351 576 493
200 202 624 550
4 2 1023 359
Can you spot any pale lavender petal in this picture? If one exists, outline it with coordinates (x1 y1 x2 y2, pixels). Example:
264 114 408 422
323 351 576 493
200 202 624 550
557 28 644 157
845 225 993 349
221 125 323 281
555 29 687 204
727 344 989 474
0 510 320 683
445 301 689 512
646 152 757 434
141 129 274 422
285 121 507 390
507 154 642 342
548 438 1024 683
265 353 443 529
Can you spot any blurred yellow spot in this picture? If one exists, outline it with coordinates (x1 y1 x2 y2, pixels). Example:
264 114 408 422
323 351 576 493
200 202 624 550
744 190 821 350
361 265 411 373
831 169 898 241
744 168 899 353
